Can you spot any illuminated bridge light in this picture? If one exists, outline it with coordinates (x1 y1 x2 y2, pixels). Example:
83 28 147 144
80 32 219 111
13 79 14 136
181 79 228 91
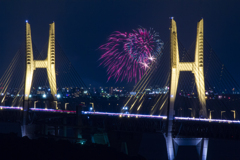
30 108 76 114
79 111 240 124
0 106 23 110
2 107 240 124
82 111 167 119
174 117 240 124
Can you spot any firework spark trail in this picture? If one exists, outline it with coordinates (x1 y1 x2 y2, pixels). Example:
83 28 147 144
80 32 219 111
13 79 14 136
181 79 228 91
99 27 163 83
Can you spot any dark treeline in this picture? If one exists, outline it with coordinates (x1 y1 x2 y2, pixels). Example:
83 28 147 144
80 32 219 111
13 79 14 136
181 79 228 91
0 133 146 160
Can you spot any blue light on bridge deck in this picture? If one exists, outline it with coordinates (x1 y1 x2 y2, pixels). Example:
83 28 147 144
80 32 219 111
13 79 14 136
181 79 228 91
29 94 32 98
30 108 76 113
25 20 28 23
0 106 22 110
43 94 46 98
122 107 128 110
57 94 60 98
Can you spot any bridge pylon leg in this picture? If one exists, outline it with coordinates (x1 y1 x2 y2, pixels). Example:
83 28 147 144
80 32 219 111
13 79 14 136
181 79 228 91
22 100 29 137
165 132 174 160
166 17 208 160
76 105 83 139
63 118 67 137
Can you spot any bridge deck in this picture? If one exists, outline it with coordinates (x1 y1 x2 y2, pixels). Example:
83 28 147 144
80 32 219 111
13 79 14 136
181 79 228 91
0 106 240 124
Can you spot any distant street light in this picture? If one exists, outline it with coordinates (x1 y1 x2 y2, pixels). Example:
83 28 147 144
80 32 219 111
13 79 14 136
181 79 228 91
90 102 94 111
34 101 38 108
231 110 236 120
209 110 214 119
221 111 226 119
188 108 192 117
54 101 58 110
65 103 69 110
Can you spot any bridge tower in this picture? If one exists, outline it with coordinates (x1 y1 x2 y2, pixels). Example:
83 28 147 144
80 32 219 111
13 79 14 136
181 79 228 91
24 21 57 101
165 18 208 160
22 21 57 136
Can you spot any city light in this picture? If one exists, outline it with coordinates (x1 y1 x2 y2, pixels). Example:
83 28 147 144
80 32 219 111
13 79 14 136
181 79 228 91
29 94 32 98
43 94 46 98
57 94 60 98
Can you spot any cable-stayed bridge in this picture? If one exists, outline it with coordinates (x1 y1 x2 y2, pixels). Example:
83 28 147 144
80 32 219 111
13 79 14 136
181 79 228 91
0 19 240 159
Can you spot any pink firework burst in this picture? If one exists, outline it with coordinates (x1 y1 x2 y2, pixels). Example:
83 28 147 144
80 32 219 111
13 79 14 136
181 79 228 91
99 27 164 83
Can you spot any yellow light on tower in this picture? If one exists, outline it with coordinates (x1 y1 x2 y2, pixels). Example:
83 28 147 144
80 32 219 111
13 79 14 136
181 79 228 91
169 18 206 118
25 22 57 102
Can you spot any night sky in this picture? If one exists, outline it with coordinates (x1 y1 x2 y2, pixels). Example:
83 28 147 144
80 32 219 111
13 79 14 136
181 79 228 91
0 0 239 88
